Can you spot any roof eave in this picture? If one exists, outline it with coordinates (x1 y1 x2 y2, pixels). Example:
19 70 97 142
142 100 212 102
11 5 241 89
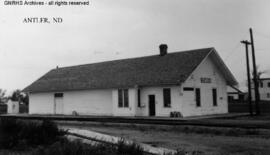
210 48 238 86
25 82 183 94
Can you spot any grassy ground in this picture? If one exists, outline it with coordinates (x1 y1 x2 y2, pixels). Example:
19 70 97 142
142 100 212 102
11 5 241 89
58 115 270 155
186 113 270 129
0 118 154 155
231 114 270 120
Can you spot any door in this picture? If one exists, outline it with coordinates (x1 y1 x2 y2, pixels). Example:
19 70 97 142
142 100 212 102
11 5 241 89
54 93 64 114
55 98 63 114
149 95 156 116
183 87 195 107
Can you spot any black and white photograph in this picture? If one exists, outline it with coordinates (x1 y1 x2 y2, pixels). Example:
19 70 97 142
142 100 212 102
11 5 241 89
1 0 270 154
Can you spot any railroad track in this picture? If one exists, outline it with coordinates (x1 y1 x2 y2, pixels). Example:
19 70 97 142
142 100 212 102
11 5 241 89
1 114 269 129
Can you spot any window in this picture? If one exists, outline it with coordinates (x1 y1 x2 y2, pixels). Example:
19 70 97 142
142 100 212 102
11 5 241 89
267 93 270 98
118 89 129 108
118 89 123 107
268 82 270 87
124 89 129 107
54 93 63 98
195 88 201 107
260 82 263 88
212 88 217 106
163 88 171 107
137 89 141 107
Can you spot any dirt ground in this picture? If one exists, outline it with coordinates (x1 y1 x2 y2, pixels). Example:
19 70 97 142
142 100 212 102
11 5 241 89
59 121 270 155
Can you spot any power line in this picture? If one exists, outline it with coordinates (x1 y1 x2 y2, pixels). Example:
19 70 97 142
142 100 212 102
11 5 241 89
254 30 270 40
225 47 245 65
223 31 250 61
256 48 270 51
240 40 253 116
224 43 242 61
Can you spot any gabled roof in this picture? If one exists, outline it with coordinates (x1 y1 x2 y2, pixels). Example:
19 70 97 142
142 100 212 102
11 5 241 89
258 78 270 81
206 48 238 87
23 47 237 93
227 85 243 94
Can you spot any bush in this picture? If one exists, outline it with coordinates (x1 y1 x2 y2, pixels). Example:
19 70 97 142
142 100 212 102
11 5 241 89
0 118 146 155
0 118 67 150
117 139 144 155
19 103 29 113
164 148 204 155
0 104 7 114
170 111 182 118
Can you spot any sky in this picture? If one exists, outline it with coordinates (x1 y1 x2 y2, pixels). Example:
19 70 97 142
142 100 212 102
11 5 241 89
0 0 270 94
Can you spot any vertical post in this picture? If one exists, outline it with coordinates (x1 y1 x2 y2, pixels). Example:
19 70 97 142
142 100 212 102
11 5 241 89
241 40 253 116
249 28 261 115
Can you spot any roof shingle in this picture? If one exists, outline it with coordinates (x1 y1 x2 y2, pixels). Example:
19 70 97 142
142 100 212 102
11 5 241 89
23 48 214 93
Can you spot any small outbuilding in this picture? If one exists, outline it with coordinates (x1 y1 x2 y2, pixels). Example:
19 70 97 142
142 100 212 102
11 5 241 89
23 45 237 117
6 100 19 114
227 86 245 102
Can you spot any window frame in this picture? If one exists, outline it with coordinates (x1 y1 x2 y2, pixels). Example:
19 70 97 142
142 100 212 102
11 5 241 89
118 89 129 108
118 89 123 107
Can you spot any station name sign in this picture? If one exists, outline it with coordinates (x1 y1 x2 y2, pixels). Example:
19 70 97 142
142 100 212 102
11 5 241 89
200 77 211 83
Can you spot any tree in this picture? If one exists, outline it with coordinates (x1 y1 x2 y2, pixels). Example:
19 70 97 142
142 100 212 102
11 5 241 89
253 65 267 80
10 89 29 105
248 65 267 88
10 89 21 101
21 93 29 106
246 65 266 88
0 89 6 104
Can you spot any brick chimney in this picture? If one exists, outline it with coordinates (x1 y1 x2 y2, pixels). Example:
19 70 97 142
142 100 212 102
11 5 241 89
159 44 168 56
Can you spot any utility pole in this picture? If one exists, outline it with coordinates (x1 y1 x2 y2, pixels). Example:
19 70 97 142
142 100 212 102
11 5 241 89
241 40 253 116
249 28 261 115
